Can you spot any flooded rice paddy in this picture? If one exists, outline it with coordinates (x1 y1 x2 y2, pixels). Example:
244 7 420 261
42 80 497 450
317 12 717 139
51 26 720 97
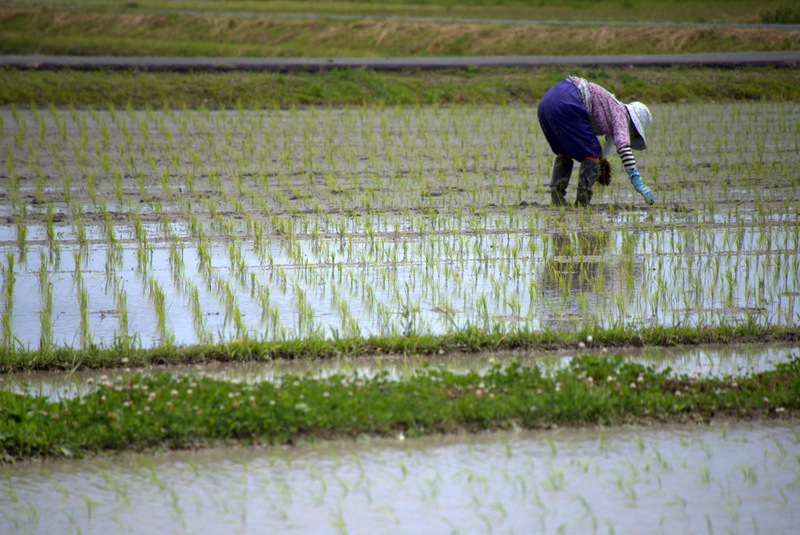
3 422 799 534
0 102 798 348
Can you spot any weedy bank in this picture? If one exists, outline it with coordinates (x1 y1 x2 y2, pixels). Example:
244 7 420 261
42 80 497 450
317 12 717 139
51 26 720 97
2 354 798 459
3 66 800 108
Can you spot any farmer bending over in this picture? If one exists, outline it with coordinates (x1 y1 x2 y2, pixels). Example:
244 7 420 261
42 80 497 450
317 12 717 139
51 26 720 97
537 76 653 207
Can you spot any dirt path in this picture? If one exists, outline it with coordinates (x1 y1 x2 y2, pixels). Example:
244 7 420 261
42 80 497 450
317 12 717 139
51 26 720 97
2 50 799 72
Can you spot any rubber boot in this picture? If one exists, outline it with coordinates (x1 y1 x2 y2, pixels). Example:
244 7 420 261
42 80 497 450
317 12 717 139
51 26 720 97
575 158 600 207
550 156 573 206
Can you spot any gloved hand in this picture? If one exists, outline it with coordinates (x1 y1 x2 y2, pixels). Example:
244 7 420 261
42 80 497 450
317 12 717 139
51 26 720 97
626 167 654 205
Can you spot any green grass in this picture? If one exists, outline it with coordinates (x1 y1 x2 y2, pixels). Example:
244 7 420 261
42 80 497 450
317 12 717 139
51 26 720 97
3 0 793 24
2 353 798 459
2 65 799 108
1 322 797 373
3 5 799 59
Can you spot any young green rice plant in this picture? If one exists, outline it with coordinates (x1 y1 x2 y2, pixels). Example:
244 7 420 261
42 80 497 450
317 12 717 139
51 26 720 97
37 250 53 350
189 285 212 344
11 104 26 147
1 253 16 348
113 282 129 340
148 277 174 346
73 250 90 349
14 215 27 264
44 204 60 266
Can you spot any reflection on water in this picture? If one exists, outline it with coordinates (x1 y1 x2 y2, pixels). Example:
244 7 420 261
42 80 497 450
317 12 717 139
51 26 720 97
539 229 641 330
3 215 797 349
2 343 797 401
2 422 798 534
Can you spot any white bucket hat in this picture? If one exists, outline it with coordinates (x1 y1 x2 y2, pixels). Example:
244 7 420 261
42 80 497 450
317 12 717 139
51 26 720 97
625 101 651 150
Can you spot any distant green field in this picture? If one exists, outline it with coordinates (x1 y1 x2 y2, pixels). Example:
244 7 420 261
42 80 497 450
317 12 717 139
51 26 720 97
5 0 799 24
2 66 799 108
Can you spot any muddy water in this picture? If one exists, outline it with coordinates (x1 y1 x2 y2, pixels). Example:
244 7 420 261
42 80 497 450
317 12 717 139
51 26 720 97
1 103 799 350
2 422 798 534
3 342 797 401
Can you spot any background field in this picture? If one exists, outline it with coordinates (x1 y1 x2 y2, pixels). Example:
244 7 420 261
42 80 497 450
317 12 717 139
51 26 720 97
3 0 800 60
4 0 800 24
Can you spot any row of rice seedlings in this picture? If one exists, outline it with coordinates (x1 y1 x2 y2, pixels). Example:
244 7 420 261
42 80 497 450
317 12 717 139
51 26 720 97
125 157 181 345
154 195 215 344
3 150 28 264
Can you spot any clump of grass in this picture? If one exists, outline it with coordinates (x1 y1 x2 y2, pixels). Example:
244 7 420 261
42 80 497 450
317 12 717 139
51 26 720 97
2 354 799 459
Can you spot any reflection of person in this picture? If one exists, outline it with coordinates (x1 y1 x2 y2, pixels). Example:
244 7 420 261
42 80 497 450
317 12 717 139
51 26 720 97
539 229 641 330
539 230 609 331
537 76 653 207
542 231 609 298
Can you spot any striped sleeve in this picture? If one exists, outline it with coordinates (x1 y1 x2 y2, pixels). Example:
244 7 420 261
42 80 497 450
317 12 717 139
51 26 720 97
617 144 636 171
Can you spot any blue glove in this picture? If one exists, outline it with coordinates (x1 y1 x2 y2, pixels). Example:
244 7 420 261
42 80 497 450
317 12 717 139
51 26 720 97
626 167 654 205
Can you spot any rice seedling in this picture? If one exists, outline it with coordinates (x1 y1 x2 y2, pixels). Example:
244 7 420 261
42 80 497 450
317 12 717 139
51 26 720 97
72 249 91 349
1 253 16 348
37 250 54 350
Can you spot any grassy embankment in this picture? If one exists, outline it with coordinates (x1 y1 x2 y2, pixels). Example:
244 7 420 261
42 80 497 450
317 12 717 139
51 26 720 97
1 322 799 373
3 65 800 107
3 3 800 58
2 354 799 459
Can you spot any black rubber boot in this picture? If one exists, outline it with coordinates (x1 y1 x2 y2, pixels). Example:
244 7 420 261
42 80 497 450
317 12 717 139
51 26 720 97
575 188 592 207
550 156 573 206
575 159 600 207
